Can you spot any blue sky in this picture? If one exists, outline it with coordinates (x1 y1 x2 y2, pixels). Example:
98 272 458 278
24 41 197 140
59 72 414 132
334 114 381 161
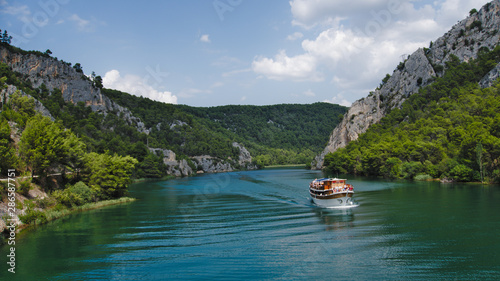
0 0 491 107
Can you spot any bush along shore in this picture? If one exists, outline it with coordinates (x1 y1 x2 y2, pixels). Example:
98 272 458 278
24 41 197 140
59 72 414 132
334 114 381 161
0 175 137 244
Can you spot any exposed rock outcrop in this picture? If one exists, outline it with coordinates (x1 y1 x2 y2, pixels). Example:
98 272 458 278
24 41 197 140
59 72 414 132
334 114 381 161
313 0 500 169
149 142 257 177
0 45 149 134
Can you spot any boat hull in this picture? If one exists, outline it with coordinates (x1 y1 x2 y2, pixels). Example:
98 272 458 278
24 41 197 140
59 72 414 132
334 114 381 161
311 192 354 208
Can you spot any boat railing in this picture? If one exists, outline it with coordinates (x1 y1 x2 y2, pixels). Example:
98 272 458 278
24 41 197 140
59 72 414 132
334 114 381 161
309 190 354 197
309 184 354 193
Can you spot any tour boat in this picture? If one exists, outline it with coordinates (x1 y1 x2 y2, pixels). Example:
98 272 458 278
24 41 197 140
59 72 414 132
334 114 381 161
309 178 356 208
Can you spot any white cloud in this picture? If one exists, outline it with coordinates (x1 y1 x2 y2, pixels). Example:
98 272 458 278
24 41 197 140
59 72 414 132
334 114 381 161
303 89 315 97
69 14 89 30
211 81 224 88
68 14 104 32
103 69 178 104
302 28 373 64
222 68 252 77
290 0 389 27
200 34 210 43
287 31 304 41
252 50 322 81
1 4 31 22
254 0 487 102
324 94 352 107
177 88 212 99
212 56 243 67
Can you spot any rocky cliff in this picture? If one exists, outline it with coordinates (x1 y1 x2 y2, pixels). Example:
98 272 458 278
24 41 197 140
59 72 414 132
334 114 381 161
0 45 256 176
150 142 257 177
0 45 151 134
312 0 500 169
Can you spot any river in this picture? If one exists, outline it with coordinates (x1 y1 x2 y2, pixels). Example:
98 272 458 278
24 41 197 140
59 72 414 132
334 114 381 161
2 168 500 280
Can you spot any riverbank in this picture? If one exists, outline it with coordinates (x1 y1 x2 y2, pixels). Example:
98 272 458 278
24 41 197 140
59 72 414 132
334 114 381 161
41 197 136 224
0 182 136 246
264 164 306 169
0 197 136 246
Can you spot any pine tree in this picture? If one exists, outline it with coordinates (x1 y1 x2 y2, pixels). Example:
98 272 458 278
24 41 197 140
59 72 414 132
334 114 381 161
1 30 12 44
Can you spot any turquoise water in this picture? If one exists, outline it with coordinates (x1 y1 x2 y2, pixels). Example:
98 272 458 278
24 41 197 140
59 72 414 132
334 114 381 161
2 168 500 280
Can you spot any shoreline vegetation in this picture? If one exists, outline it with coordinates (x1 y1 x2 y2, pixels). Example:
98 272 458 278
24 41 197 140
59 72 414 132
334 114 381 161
0 197 137 247
264 164 307 169
324 47 500 184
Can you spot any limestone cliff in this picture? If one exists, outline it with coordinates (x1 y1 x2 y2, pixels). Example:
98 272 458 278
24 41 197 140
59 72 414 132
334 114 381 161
0 45 149 134
312 0 500 169
0 45 257 176
149 142 256 176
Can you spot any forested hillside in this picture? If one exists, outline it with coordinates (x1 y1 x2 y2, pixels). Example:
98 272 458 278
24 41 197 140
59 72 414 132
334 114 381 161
325 46 500 183
179 103 347 166
0 40 348 180
104 88 347 167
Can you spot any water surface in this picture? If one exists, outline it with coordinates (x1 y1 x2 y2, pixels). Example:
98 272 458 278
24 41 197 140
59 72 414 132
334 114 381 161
2 168 500 280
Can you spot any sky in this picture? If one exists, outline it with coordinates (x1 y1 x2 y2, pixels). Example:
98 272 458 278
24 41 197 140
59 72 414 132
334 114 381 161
0 0 492 107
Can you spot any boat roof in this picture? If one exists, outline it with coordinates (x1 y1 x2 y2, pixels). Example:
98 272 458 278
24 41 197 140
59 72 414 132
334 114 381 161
313 178 347 182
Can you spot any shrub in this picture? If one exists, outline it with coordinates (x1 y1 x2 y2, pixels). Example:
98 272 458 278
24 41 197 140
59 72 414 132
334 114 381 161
449 164 474 182
18 178 32 196
53 181 92 207
68 181 92 204
414 174 433 181
19 207 47 225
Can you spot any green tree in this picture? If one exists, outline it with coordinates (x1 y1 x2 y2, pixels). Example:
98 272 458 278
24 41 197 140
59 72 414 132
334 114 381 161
381 157 402 179
73 63 83 73
1 30 12 44
62 132 86 177
19 114 67 178
476 142 484 183
7 91 36 126
83 152 138 199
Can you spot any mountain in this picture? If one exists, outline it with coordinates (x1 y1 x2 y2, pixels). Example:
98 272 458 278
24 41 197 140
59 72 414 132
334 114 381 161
0 43 346 178
312 0 500 169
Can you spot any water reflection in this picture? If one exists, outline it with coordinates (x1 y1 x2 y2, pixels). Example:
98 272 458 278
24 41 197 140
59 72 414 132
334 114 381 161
312 206 355 231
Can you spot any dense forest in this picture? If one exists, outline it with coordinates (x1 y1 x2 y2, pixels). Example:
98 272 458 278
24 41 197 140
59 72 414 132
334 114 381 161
324 46 500 183
0 84 138 225
104 88 347 167
0 40 348 186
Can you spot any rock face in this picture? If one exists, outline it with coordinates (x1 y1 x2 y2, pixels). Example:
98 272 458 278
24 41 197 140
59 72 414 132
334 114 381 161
149 142 256 177
1 46 257 176
0 46 149 134
312 0 500 169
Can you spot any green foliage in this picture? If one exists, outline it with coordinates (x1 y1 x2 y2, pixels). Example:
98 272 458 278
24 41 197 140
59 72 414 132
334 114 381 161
53 181 92 207
19 201 47 225
83 152 138 199
0 116 18 173
18 177 32 196
19 114 68 176
414 174 433 181
449 164 475 182
5 90 36 127
73 63 83 73
325 46 500 183
104 87 348 166
380 74 391 88
1 30 13 44
179 102 348 165
69 181 92 203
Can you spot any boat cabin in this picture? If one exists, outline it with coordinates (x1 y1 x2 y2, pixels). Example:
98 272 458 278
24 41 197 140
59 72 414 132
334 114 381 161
311 178 347 190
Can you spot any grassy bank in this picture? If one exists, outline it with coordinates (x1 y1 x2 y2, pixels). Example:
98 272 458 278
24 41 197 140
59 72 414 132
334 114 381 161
264 164 307 169
42 197 136 224
28 197 137 226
